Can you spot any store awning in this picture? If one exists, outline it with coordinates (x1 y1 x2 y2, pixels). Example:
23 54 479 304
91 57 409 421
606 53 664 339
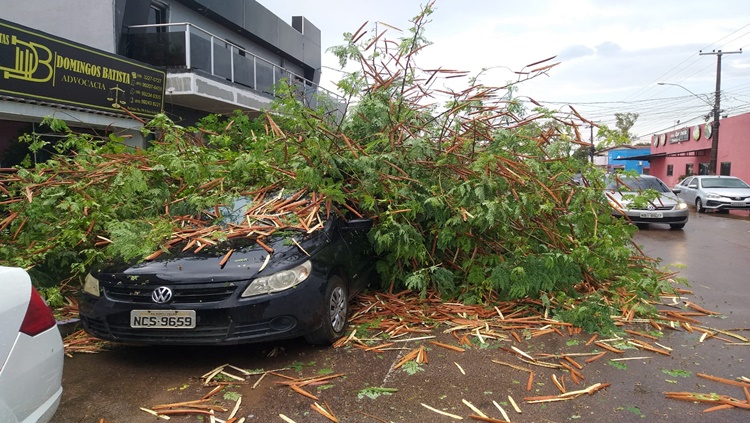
619 149 708 161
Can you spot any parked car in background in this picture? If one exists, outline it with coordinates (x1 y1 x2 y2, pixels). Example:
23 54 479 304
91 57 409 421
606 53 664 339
80 194 377 346
605 174 689 229
673 175 750 213
0 266 64 423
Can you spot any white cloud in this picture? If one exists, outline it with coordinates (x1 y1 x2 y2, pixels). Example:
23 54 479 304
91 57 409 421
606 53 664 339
262 1 750 139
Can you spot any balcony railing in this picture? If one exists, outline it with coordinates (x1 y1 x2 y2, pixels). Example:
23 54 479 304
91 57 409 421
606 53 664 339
123 23 343 111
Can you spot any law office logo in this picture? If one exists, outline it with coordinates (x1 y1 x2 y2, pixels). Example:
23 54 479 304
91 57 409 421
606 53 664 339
0 34 53 83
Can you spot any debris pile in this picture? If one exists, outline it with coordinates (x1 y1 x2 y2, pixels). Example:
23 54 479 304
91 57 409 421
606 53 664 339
138 363 261 422
63 329 113 356
70 285 748 422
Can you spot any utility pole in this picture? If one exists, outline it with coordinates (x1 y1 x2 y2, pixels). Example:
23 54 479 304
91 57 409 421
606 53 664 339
699 49 742 175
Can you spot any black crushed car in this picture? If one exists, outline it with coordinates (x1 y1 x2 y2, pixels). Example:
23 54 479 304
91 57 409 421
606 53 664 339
79 193 376 345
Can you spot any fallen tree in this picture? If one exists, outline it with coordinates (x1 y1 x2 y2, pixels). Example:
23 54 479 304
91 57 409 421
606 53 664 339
0 4 671 332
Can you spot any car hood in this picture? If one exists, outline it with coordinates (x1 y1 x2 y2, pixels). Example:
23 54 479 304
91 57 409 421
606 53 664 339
606 190 683 207
92 231 329 284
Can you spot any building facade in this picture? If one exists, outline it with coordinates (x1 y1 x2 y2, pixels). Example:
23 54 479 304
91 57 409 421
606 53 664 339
640 112 750 187
1 0 334 167
600 145 651 174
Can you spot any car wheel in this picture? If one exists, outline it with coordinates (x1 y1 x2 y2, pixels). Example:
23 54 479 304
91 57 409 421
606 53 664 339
304 275 349 345
670 223 685 230
695 198 706 213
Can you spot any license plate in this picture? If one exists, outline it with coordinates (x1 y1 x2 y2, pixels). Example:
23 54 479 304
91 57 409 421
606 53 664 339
731 202 746 207
130 310 196 329
639 212 663 219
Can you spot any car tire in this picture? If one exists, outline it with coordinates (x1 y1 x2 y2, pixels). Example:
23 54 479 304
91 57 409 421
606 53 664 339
304 275 349 345
696 198 706 213
670 223 685 230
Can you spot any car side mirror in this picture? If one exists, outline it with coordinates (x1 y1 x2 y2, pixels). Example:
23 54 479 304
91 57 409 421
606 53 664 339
672 187 682 194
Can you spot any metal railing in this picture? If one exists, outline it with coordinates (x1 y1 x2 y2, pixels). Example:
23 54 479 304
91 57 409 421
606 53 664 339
124 22 343 110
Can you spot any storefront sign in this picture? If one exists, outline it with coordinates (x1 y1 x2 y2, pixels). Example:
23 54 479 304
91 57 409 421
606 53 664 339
0 18 165 117
669 128 689 143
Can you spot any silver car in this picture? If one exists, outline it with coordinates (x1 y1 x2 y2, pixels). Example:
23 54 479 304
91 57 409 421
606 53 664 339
674 175 750 213
605 175 689 229
0 267 64 423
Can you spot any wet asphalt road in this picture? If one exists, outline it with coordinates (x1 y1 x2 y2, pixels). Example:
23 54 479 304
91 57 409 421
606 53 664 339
52 210 750 423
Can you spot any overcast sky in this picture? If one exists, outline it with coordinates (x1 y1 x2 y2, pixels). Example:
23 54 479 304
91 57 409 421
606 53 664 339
261 1 750 142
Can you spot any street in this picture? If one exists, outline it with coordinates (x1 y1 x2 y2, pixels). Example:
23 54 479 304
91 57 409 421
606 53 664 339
52 210 750 423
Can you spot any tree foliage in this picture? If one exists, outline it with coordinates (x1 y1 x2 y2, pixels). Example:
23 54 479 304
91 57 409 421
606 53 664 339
597 112 640 147
0 4 670 331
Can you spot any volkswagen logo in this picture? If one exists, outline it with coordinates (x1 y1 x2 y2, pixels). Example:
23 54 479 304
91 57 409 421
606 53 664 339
151 286 173 304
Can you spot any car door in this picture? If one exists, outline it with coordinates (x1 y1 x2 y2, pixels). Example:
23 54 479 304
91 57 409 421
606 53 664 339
679 177 697 204
336 217 375 294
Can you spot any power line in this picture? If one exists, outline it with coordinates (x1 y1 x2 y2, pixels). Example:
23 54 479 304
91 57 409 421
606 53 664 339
624 22 750 102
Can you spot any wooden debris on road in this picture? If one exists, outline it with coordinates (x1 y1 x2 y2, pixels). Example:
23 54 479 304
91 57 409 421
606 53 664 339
524 383 610 403
421 402 464 420
462 398 487 418
63 329 114 356
393 345 428 369
697 373 750 389
507 395 522 413
468 415 513 422
311 402 339 422
275 373 346 400
430 340 466 352
664 391 750 412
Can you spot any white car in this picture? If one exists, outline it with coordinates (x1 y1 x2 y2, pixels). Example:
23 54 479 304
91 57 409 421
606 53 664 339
674 175 750 213
0 267 64 423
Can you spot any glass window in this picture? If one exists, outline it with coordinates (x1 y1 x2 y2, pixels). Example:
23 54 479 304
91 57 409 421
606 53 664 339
148 2 167 31
685 163 694 176
720 162 731 176
702 177 749 189
698 163 710 175
667 164 673 176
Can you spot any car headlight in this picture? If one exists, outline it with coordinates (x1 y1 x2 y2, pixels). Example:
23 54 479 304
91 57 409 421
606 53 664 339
241 261 312 297
707 193 721 199
83 273 100 297
676 202 688 210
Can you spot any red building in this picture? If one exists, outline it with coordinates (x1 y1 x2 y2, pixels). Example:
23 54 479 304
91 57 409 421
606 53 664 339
641 112 750 188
